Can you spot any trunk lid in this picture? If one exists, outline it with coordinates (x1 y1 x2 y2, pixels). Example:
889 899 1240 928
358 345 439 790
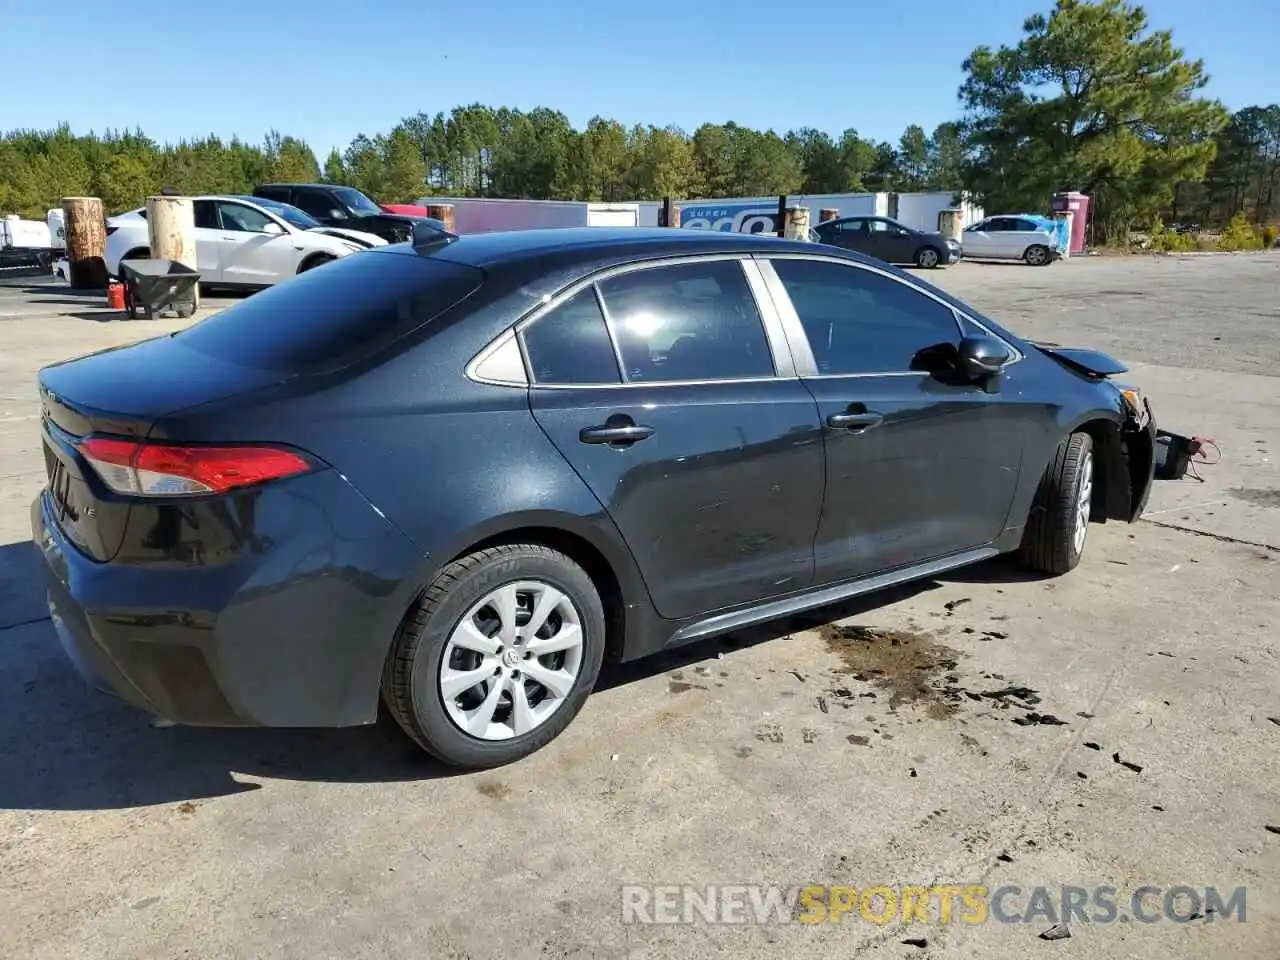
38 335 286 561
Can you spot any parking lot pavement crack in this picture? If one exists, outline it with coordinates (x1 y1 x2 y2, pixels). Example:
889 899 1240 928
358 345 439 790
1140 518 1280 553
0 614 50 632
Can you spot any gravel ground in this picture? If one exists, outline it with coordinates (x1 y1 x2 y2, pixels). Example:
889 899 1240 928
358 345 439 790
0 252 1277 960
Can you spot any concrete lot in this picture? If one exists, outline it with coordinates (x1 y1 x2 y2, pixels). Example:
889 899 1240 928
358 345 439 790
1 254 1278 959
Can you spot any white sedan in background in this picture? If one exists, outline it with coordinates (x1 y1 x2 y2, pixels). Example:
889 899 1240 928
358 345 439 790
105 195 386 288
961 215 1063 266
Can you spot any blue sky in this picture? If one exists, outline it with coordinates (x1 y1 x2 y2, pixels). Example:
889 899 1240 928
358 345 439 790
3 0 1276 156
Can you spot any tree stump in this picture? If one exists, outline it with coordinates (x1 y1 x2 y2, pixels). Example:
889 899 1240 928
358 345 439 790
784 206 812 241
426 204 455 233
60 196 108 290
146 195 200 309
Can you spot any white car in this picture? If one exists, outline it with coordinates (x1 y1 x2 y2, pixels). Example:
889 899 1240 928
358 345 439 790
105 194 386 288
961 215 1062 266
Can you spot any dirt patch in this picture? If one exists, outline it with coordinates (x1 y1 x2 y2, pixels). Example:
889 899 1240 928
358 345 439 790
476 781 512 800
1230 487 1280 508
820 624 963 718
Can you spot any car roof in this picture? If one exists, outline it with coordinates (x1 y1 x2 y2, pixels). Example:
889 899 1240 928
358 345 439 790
403 227 857 269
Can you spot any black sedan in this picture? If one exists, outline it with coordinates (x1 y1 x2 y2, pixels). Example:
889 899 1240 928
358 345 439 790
814 215 961 268
32 226 1156 769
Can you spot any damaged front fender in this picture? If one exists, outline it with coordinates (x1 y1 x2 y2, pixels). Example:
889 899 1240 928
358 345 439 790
1091 399 1157 524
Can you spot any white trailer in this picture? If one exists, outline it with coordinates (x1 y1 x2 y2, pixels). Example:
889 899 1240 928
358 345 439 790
0 210 65 271
636 191 983 235
414 197 640 234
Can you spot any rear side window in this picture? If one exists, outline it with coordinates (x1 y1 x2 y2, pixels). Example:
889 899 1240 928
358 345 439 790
522 289 620 384
771 259 961 374
596 260 774 383
256 185 291 202
175 251 484 374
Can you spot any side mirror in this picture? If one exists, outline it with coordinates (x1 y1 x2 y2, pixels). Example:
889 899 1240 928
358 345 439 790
261 221 285 236
956 335 1009 377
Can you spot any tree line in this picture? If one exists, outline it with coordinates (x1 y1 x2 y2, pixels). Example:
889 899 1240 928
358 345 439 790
2 1 1277 242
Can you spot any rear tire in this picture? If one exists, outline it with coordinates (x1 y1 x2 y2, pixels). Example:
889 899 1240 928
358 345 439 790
1018 432 1095 574
1024 244 1051 266
381 544 606 769
915 246 941 268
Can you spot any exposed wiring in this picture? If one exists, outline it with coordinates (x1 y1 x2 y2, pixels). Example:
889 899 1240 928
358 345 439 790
1186 436 1221 482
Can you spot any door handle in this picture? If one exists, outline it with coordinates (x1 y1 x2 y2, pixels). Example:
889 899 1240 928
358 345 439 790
826 411 884 431
579 423 654 446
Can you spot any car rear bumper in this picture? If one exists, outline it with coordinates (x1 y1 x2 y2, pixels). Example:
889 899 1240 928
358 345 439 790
30 471 422 728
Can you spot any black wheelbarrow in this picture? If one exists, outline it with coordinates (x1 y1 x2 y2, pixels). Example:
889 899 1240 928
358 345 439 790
118 258 200 319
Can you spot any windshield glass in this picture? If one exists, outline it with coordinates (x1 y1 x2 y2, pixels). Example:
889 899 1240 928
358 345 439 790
228 195 319 230
333 187 383 215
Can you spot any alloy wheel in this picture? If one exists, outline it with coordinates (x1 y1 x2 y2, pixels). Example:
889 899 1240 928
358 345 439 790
439 580 584 741
1073 451 1094 554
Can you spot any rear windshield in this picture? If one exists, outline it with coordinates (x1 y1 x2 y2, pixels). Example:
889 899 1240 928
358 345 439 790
174 250 484 374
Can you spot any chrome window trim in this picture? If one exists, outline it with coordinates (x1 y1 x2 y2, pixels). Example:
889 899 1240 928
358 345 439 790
755 253 1023 378
473 253 801 390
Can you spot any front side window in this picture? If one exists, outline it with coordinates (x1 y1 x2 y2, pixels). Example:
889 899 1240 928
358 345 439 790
596 260 775 383
217 202 275 233
292 191 339 218
771 259 962 375
522 288 620 385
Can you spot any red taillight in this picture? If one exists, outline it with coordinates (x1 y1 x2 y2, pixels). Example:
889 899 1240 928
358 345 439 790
76 437 313 497
106 226 118 236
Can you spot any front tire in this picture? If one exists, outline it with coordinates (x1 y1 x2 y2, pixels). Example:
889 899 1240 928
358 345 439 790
382 544 606 769
1018 432 1095 575
915 246 941 269
1024 244 1051 266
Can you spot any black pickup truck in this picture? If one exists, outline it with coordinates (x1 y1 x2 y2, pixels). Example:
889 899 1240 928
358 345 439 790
253 183 426 243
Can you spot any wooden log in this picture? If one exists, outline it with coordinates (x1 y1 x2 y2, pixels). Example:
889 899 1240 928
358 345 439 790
425 204 455 233
60 196 108 290
819 208 840 223
146 196 200 309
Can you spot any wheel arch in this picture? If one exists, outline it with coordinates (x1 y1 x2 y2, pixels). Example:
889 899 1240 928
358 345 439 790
394 510 655 669
297 250 338 274
1062 413 1131 522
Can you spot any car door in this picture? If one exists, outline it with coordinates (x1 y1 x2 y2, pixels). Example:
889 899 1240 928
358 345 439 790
525 256 827 621
876 219 917 263
214 200 304 286
961 219 995 257
191 200 224 281
759 254 1024 583
988 217 1024 258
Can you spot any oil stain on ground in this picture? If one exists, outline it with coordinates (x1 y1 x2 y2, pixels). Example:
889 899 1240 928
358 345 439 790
1230 487 1280 509
820 624 964 718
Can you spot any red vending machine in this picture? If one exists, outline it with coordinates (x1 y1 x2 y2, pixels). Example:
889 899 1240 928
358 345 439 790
1051 192 1090 253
